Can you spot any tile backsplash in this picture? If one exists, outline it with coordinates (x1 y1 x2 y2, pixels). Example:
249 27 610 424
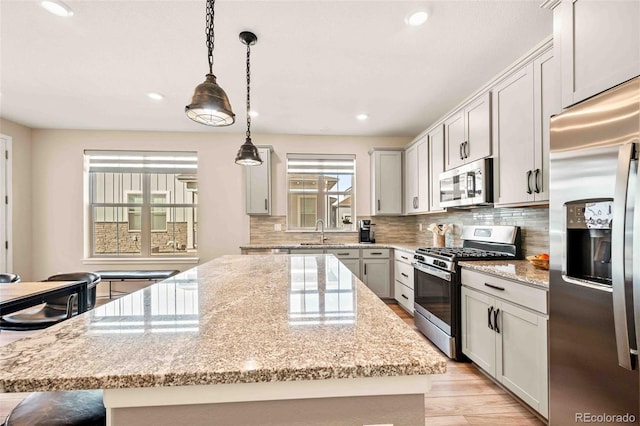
250 206 548 257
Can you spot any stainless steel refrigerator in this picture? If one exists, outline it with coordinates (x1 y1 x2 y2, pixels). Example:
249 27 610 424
549 76 640 424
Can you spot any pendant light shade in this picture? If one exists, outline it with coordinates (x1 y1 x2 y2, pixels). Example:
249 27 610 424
235 137 262 165
185 74 235 126
185 0 235 127
235 31 263 166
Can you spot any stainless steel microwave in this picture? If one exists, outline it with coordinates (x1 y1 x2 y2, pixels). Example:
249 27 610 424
439 158 493 208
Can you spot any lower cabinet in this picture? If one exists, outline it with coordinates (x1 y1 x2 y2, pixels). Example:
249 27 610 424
325 249 360 279
461 271 548 418
362 259 390 298
394 250 415 314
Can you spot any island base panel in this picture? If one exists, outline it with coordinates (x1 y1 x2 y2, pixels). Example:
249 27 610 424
108 394 424 426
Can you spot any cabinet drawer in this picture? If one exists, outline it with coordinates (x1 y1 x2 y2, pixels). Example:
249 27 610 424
362 248 390 259
325 248 359 259
394 281 414 314
461 269 547 314
289 249 324 255
394 261 414 289
394 250 414 264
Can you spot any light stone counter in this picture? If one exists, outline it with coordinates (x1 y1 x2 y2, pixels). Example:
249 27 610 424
458 260 549 290
0 254 445 425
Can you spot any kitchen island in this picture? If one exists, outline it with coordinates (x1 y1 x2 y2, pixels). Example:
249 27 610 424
0 254 446 426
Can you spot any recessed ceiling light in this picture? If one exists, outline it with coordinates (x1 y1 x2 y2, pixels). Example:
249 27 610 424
249 110 259 118
41 0 74 17
405 10 429 27
147 92 165 101
356 113 369 121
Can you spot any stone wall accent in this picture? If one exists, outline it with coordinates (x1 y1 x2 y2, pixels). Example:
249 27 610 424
94 222 189 254
249 206 549 257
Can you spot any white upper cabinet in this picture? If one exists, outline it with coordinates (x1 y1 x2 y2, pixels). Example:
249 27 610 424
370 149 403 216
245 145 272 215
492 45 560 206
404 137 428 214
444 91 491 170
428 124 445 212
553 0 640 108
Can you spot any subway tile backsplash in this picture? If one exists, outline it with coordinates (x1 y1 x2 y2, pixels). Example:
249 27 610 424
250 206 549 257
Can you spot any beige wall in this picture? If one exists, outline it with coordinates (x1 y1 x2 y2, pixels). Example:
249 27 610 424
28 129 407 279
0 118 33 280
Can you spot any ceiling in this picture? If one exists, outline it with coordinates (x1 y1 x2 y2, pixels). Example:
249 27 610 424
0 0 553 138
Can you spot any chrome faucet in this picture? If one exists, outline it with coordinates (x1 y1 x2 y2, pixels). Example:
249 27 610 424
315 219 326 243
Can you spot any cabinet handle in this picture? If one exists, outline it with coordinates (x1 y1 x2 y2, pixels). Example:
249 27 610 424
337 252 350 256
488 306 494 330
463 141 469 159
264 199 268 210
526 170 533 194
413 196 418 209
371 252 383 255
494 309 500 334
484 283 505 291
364 264 367 275
401 294 409 300
459 143 464 160
401 273 409 278
534 168 541 194
401 255 408 260
377 200 381 211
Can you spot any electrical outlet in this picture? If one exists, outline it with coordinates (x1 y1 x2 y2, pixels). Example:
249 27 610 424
274 224 282 231
418 223 423 231
132 235 138 242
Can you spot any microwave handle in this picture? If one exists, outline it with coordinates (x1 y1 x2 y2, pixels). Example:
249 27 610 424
612 141 637 370
466 173 475 197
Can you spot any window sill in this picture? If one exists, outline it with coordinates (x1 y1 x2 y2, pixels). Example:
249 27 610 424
82 257 199 265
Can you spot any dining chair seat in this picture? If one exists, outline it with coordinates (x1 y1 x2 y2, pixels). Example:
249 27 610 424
0 273 20 283
3 390 105 426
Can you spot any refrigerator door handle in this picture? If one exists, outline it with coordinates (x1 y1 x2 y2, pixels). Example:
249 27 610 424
633 140 640 363
612 141 637 370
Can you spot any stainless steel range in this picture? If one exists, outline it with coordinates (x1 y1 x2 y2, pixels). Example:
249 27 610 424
413 225 521 360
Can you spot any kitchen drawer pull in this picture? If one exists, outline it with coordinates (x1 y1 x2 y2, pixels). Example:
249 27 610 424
534 168 541 193
494 309 500 333
488 306 494 330
401 272 409 278
526 170 533 194
337 252 350 256
401 255 408 260
401 294 409 300
371 252 383 255
484 283 505 291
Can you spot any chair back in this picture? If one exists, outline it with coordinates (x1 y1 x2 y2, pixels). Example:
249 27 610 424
0 273 20 283
45 272 101 310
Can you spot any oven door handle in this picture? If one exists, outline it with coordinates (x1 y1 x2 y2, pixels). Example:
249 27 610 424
412 262 452 281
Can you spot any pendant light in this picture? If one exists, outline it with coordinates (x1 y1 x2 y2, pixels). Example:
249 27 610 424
235 31 263 166
185 0 235 126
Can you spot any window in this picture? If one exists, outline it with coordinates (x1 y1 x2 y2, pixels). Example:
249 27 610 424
86 150 198 257
286 154 355 231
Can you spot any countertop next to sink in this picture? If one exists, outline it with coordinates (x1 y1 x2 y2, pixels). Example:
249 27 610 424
459 260 549 290
240 243 421 254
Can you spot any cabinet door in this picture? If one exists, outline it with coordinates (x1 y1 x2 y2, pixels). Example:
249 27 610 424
339 258 360 279
558 0 640 108
495 300 548 418
464 91 492 163
404 143 419 214
533 48 560 203
372 150 403 215
245 146 271 215
416 139 429 212
428 124 445 212
461 286 496 376
493 64 535 205
394 281 414 314
362 259 390 298
444 111 465 170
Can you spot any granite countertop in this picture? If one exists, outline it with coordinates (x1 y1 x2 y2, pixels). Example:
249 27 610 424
240 243 420 254
458 260 549 290
0 255 446 393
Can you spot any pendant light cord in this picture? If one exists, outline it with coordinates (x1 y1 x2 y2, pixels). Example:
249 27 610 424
246 41 251 139
206 0 215 74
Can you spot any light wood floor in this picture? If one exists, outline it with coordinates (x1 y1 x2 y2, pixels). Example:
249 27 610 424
0 301 545 425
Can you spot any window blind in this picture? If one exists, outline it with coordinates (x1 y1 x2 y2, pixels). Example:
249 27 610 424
85 150 198 174
286 154 355 175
